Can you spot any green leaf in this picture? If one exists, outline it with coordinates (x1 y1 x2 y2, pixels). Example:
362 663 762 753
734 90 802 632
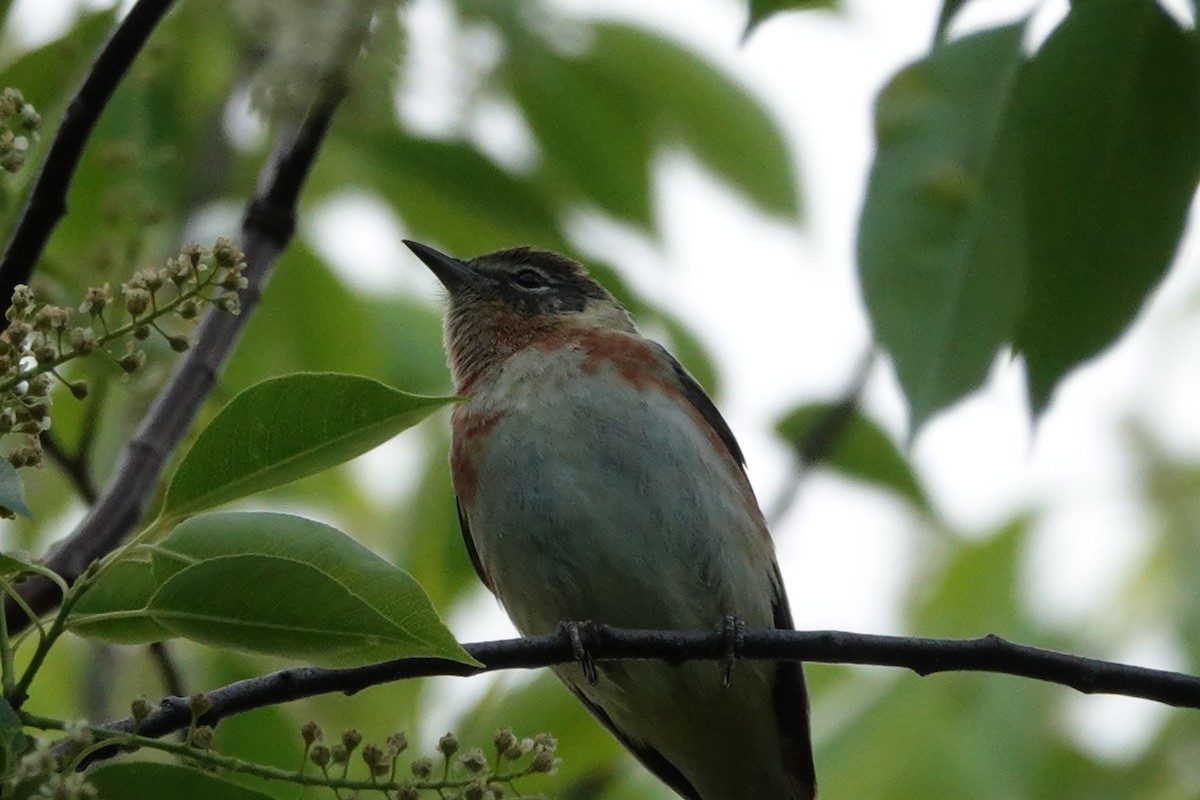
329 127 568 255
0 552 39 581
858 23 1027 430
0 697 30 776
223 243 382 390
67 560 173 644
1011 0 1200 409
505 37 656 228
161 373 454 521
0 461 30 519
588 24 801 219
0 11 115 117
148 512 477 666
90 762 274 800
746 0 840 33
775 403 929 511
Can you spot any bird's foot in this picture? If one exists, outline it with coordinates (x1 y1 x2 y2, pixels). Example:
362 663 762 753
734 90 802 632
559 620 599 685
718 614 745 687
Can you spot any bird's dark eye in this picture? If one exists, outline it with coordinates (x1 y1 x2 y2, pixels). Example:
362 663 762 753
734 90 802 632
513 269 549 290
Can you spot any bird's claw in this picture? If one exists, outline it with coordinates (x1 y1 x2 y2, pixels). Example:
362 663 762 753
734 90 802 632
719 614 745 687
560 621 599 685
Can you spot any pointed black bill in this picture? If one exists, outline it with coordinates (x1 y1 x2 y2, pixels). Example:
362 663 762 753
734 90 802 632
403 240 485 293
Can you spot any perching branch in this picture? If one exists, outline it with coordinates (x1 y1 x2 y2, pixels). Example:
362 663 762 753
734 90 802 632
0 0 176 297
84 625 1200 761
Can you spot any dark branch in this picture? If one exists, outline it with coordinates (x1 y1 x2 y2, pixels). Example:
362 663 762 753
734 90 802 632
82 625 1200 762
4 94 346 633
0 0 176 296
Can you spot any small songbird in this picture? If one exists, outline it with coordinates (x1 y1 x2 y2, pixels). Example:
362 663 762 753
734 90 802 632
405 240 816 800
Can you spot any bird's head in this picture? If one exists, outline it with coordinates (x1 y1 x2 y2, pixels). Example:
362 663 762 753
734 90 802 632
404 240 636 391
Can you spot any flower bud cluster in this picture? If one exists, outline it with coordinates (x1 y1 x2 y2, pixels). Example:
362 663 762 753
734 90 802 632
294 723 557 798
0 239 248 516
0 87 41 174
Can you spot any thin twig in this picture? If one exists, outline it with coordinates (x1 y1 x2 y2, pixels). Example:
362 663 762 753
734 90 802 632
0 0 177 296
77 625 1200 764
766 350 876 526
148 641 186 697
39 433 97 504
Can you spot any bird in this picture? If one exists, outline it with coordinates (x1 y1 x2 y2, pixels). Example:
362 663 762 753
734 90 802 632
404 239 816 800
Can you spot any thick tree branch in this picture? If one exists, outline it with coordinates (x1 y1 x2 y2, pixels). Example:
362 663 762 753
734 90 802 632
0 0 176 296
3 94 346 633
86 626 1200 757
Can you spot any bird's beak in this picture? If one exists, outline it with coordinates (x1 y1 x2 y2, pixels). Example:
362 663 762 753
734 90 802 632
403 240 485 293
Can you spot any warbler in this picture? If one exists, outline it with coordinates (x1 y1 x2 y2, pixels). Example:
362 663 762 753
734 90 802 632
405 240 816 800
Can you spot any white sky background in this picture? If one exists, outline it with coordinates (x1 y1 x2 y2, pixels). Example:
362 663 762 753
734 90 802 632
9 0 1200 763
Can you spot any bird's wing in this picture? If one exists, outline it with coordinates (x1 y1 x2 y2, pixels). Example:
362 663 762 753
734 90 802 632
568 686 702 800
455 497 493 592
651 342 747 469
657 340 818 799
771 563 819 800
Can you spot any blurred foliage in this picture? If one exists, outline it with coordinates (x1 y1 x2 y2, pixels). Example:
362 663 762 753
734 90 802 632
860 0 1200 426
746 0 841 35
0 0 1196 799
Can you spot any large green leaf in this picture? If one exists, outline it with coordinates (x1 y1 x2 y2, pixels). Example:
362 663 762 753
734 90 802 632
90 762 274 800
161 373 454 521
67 559 173 644
775 403 929 511
587 24 800 219
858 23 1027 430
1012 0 1200 409
0 461 29 518
147 512 476 666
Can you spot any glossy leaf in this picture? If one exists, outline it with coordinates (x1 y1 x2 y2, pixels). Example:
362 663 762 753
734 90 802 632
162 373 454 521
148 512 476 666
858 23 1027 430
1011 0 1200 409
747 0 840 33
67 560 173 644
90 762 274 800
775 403 928 510
0 461 29 518
588 24 801 219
